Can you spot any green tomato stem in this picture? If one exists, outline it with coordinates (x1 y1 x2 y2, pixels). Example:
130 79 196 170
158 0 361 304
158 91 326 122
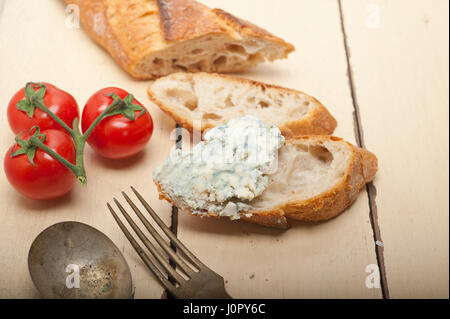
26 91 130 185
19 84 142 187
82 98 125 141
31 96 75 135
28 99 88 184
28 136 86 184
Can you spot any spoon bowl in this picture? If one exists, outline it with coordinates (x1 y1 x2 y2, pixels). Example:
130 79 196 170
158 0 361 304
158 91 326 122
28 221 133 299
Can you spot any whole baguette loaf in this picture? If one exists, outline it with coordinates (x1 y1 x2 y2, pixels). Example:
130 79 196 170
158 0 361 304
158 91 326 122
64 0 295 79
155 136 378 229
148 72 338 137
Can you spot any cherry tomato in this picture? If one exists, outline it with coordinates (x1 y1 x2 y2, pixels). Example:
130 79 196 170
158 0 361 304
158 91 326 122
81 87 154 159
7 83 79 134
4 129 76 200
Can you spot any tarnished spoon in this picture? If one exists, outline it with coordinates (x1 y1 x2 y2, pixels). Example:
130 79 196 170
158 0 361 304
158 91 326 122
28 221 133 299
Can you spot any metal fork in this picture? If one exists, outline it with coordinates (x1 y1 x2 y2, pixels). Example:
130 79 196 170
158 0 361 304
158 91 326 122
107 187 232 299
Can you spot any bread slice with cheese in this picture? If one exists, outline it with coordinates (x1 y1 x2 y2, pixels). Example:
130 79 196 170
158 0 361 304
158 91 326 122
64 0 295 79
148 72 338 137
155 136 378 229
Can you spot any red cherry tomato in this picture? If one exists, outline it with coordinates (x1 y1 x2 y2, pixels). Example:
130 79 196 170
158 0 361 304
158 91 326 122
7 83 79 134
4 129 76 200
81 88 154 159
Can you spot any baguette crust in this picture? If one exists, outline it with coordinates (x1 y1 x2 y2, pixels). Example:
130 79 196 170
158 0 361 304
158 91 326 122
64 0 295 79
154 136 378 228
157 0 227 41
212 9 281 44
148 72 338 137
280 103 338 138
65 0 132 66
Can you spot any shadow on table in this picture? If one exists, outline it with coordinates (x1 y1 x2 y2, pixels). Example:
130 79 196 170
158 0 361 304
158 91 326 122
179 212 327 237
88 149 147 170
11 191 75 212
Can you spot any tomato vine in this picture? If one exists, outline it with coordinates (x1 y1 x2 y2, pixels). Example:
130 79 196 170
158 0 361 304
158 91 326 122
11 82 146 184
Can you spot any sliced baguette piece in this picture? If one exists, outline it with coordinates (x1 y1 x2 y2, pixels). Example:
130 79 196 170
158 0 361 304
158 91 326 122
64 0 294 79
148 72 338 137
155 136 378 229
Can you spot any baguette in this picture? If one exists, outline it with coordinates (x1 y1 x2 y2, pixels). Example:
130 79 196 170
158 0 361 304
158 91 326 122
64 0 295 79
155 136 378 229
148 72 338 137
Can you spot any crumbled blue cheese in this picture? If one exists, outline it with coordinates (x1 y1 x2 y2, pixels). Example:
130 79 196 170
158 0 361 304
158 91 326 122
153 115 285 219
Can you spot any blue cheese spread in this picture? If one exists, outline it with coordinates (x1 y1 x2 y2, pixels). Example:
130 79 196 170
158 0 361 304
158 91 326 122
153 116 285 220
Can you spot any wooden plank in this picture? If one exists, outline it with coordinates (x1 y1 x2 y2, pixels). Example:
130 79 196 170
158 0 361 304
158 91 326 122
0 0 175 298
174 0 381 298
341 0 449 298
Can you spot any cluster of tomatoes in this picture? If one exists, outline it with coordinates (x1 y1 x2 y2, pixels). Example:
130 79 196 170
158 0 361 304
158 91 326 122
4 83 154 200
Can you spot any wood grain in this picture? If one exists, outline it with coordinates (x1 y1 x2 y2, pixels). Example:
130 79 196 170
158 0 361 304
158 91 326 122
341 0 449 298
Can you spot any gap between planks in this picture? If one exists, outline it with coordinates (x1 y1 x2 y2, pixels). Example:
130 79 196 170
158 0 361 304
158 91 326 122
163 125 182 299
170 124 183 241
338 0 390 299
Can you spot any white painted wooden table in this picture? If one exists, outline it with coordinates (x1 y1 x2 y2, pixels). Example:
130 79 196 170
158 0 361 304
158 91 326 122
0 0 448 299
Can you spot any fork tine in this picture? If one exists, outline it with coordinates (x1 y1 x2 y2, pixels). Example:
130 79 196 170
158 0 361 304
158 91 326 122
131 186 204 268
121 192 196 275
107 203 176 295
113 198 185 285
